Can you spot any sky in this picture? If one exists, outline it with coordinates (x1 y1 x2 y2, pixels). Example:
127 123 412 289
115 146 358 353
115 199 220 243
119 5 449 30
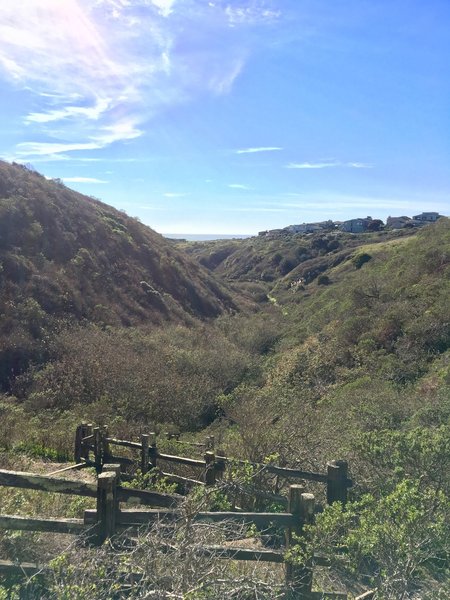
0 0 449 235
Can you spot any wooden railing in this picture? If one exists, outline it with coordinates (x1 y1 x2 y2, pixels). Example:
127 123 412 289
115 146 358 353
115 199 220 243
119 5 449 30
0 462 350 598
74 423 352 507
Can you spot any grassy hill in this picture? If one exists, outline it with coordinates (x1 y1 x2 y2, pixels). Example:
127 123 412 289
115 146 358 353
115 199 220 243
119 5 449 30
1 178 449 598
179 227 418 303
0 161 237 392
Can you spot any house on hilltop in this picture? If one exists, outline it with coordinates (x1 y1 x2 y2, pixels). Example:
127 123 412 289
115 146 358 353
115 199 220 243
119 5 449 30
339 216 374 233
387 212 444 229
386 215 412 229
412 212 443 222
285 223 322 234
285 220 335 234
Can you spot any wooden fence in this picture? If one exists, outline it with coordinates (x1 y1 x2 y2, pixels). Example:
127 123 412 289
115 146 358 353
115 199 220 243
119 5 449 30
0 426 355 598
74 423 352 508
0 464 348 598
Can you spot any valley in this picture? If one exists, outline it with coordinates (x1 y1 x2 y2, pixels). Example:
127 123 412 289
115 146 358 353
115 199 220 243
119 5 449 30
0 163 449 599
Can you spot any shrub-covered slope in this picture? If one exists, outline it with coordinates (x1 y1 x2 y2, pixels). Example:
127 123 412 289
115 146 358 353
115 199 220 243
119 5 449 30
181 228 416 284
0 161 236 390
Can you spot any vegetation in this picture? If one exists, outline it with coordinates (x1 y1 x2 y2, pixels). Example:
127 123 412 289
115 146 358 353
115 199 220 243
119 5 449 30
1 163 449 597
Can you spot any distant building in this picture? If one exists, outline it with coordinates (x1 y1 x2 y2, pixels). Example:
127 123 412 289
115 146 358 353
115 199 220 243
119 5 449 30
285 223 322 234
285 220 336 234
386 216 412 229
412 212 443 222
339 216 373 233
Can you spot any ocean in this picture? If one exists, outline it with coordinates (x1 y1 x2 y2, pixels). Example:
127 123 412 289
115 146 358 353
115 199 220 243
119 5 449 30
163 233 253 241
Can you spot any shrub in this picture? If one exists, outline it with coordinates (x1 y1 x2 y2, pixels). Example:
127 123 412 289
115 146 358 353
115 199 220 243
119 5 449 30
352 252 372 269
317 274 330 285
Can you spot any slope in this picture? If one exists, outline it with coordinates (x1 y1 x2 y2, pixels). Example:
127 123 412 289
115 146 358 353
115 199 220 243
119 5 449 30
0 161 237 389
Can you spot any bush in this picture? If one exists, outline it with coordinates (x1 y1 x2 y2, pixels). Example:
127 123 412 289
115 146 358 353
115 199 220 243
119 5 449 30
352 253 372 269
317 274 331 285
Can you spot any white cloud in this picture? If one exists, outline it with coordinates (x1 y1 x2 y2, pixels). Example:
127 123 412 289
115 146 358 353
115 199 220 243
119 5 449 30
209 58 245 94
62 177 108 183
228 183 252 189
225 3 280 26
347 162 373 168
25 98 111 124
286 161 373 169
150 0 176 18
1 1 273 159
16 141 102 156
236 146 282 154
92 119 143 145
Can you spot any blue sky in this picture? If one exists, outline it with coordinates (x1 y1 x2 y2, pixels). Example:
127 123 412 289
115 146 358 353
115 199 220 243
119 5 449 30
0 0 449 235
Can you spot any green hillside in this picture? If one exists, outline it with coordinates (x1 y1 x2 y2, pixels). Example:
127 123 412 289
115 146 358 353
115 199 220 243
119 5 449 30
0 161 238 392
1 167 449 597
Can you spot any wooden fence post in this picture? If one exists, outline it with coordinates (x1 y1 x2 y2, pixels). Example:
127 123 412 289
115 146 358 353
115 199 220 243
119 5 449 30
82 424 93 462
149 433 157 469
102 426 110 463
327 460 348 505
103 463 121 483
93 427 102 472
204 451 216 486
286 485 314 598
205 435 215 451
96 470 117 544
216 449 226 481
74 424 84 462
103 463 121 523
141 434 150 475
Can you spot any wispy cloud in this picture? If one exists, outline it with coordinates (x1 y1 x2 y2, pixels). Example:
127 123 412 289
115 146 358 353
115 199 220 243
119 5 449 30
224 4 281 27
286 161 373 169
150 0 176 18
25 98 111 124
0 1 280 159
16 142 102 156
228 183 252 189
236 146 282 154
62 176 108 183
163 192 189 198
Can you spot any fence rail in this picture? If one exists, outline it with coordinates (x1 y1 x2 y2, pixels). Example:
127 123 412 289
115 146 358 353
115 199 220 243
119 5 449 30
0 424 354 599
74 423 352 506
0 462 348 598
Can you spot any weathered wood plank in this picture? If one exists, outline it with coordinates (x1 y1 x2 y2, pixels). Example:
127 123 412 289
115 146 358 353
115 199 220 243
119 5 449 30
263 464 328 483
86 508 295 528
156 452 205 468
47 463 88 476
174 440 206 448
194 511 295 528
117 486 182 508
106 438 142 450
0 469 97 497
215 456 328 483
0 514 85 534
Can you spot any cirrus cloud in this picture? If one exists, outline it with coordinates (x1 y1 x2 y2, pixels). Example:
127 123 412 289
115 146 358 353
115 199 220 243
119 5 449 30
0 0 281 160
286 161 373 169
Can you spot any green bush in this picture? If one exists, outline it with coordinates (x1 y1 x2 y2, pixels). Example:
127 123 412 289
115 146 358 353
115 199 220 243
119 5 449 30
352 252 372 269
